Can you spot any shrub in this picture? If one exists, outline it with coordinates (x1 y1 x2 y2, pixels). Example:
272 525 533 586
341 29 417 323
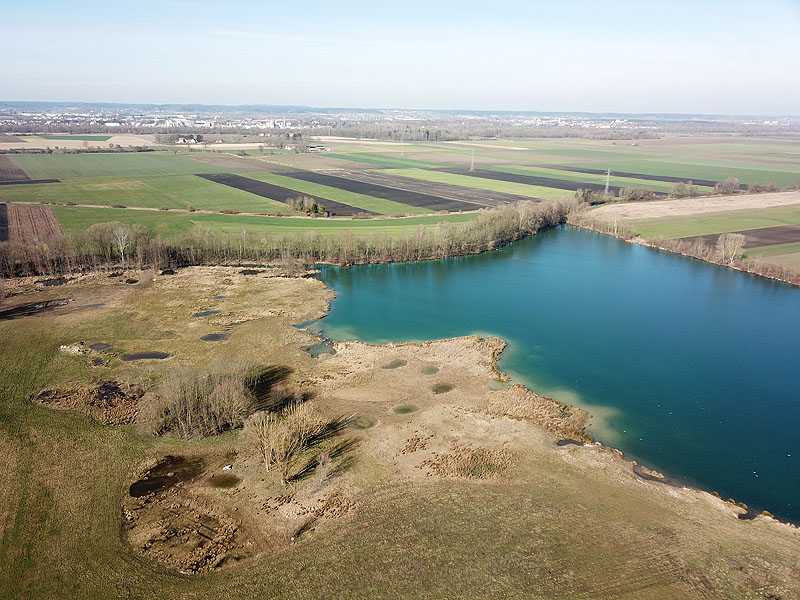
138 368 255 438
219 208 240 214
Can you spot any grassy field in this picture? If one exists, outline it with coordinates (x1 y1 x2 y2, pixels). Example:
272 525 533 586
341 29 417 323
39 135 114 141
51 205 478 237
2 271 800 599
630 205 800 239
3 137 800 241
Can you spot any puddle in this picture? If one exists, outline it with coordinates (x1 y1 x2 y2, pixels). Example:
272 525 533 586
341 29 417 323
207 473 241 488
213 295 226 300
201 333 230 342
421 364 439 375
89 342 111 351
304 341 336 358
393 404 418 415
77 303 105 310
240 269 262 275
193 310 221 318
293 319 323 336
129 456 205 497
349 416 376 430
432 383 454 394
91 358 103 366
487 379 511 391
382 359 407 370
38 277 73 287
121 351 170 361
0 298 73 321
125 278 139 284
160 269 176 275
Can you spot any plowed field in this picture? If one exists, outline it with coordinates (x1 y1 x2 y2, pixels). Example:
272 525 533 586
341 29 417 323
6 203 64 244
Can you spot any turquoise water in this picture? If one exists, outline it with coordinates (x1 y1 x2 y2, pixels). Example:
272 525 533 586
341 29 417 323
318 226 800 522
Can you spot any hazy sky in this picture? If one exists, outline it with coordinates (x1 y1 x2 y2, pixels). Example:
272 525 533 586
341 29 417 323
3 0 799 114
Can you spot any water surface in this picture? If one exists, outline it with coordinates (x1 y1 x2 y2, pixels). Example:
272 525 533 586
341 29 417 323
318 226 800 521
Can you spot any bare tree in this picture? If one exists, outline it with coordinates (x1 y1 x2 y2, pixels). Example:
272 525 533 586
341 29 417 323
714 177 740 195
717 233 745 265
112 225 131 268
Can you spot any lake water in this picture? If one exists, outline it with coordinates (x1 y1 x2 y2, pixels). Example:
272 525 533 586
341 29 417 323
318 226 800 522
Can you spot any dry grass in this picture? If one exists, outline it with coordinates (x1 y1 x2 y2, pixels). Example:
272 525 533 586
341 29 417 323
419 443 513 479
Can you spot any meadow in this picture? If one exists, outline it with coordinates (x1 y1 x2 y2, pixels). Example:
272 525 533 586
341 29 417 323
1 135 799 244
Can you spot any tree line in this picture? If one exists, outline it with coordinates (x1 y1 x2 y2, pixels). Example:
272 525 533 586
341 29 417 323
0 198 582 278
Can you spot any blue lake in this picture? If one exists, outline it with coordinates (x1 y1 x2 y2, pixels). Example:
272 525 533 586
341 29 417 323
318 226 800 522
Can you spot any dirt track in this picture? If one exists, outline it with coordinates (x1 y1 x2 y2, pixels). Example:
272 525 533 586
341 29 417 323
591 190 800 220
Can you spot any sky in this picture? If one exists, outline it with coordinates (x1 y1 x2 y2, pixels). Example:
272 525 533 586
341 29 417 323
2 0 799 114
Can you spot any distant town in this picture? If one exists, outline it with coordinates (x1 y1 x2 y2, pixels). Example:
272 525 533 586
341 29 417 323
1 101 797 140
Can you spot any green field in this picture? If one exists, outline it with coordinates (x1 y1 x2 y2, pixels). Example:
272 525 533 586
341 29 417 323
52 205 478 237
10 152 233 179
4 137 800 240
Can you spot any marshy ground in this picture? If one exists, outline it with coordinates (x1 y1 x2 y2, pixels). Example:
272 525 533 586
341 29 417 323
1 266 799 598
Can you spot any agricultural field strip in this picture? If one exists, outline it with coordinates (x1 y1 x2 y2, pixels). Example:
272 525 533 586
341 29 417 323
0 155 31 181
197 173 376 216
10 152 237 179
484 165 685 193
326 152 455 169
6 203 63 244
437 167 625 195
678 225 800 249
385 168 569 200
629 205 800 239
745 241 800 257
49 204 478 237
340 170 529 207
242 171 431 215
0 174 293 214
503 163 719 187
261 165 487 212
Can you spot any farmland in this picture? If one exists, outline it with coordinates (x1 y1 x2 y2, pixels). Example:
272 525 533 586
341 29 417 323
3 203 63 244
0 135 798 242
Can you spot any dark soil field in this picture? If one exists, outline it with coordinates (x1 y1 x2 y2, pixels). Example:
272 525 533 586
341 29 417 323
196 173 374 216
541 164 719 187
0 134 27 144
344 170 529 207
6 203 64 244
0 155 30 181
268 166 485 212
439 167 625 194
680 225 800 248
0 203 8 242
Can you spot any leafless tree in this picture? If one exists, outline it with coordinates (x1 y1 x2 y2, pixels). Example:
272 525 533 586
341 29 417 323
112 225 131 269
717 233 746 265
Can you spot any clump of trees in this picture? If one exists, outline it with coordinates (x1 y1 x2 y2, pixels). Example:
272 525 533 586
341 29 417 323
747 182 777 193
670 181 700 198
247 403 350 486
0 198 582 277
618 187 656 202
138 367 256 437
287 196 327 216
714 177 740 195
716 233 746 265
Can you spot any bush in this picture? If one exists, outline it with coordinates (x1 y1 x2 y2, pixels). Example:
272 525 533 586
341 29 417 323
187 205 196 212
138 368 255 437
714 177 740 195
159 206 170 211
219 208 240 214
618 187 655 202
